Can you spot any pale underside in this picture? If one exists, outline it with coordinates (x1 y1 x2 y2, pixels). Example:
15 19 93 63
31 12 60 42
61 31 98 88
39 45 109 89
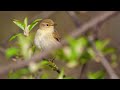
34 29 60 51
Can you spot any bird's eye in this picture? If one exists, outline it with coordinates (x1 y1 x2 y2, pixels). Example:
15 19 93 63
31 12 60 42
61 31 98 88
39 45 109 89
46 24 49 26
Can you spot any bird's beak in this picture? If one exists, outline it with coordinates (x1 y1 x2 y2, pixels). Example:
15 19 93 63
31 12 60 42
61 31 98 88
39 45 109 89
50 23 57 26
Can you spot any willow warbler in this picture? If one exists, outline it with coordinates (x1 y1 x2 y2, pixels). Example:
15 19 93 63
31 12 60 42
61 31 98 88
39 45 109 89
34 19 61 51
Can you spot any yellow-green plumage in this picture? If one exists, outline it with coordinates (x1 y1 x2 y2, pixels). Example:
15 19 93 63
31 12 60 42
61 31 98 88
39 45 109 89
34 19 61 51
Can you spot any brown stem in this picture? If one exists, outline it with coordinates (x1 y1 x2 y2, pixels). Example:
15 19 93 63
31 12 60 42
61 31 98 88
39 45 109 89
0 11 119 76
88 35 119 79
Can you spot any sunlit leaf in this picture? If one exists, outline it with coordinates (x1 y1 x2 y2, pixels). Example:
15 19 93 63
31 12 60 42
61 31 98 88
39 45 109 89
87 48 95 58
13 19 25 30
5 47 19 59
67 36 76 48
95 39 110 51
8 68 29 79
77 37 88 46
24 17 28 28
39 60 49 66
57 69 64 79
29 19 42 31
67 61 78 68
29 62 38 72
17 34 33 59
87 71 105 79
63 46 72 60
9 33 22 41
41 73 49 79
103 47 115 55
79 51 91 64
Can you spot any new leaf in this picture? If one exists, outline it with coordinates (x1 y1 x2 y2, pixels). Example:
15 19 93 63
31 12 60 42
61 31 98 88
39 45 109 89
29 19 42 31
13 19 25 30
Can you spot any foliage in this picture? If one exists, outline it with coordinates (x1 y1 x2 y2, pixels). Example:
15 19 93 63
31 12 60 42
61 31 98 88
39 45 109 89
8 68 30 79
10 17 42 40
5 47 19 59
6 17 118 79
87 70 105 79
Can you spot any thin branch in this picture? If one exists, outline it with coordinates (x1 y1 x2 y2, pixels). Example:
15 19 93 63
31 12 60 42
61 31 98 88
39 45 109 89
79 63 88 79
66 11 120 79
88 35 119 79
46 60 66 78
66 11 81 27
70 11 119 38
0 11 119 76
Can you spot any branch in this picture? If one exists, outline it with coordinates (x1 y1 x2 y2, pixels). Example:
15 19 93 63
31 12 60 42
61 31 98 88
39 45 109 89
66 11 119 79
46 60 66 78
0 11 119 76
66 11 81 27
70 11 119 38
88 35 119 79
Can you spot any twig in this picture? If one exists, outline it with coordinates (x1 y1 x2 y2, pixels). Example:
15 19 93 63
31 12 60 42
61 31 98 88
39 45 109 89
66 11 119 79
70 11 119 38
66 11 81 27
88 35 119 79
79 63 87 79
66 11 87 79
46 60 66 78
0 11 119 76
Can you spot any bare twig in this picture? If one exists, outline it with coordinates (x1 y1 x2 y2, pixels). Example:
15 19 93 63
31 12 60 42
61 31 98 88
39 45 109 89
70 11 119 38
79 63 88 79
66 11 81 27
0 11 119 76
66 11 120 79
46 60 66 78
66 11 88 79
88 35 119 79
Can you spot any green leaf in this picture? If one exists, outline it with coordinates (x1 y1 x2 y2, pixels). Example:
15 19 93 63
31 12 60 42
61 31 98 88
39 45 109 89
8 68 29 79
79 51 91 64
57 69 64 79
66 36 77 48
40 60 49 66
95 39 110 51
24 17 28 28
13 19 25 30
9 33 22 41
29 19 42 31
17 34 33 59
5 47 19 59
103 47 115 55
41 73 49 79
87 48 95 59
87 71 105 79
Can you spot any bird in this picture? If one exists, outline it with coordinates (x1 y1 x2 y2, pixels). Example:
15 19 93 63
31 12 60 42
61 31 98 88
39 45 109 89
34 19 61 51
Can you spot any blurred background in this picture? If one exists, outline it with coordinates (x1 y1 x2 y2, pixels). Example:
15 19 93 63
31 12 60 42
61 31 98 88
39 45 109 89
0 11 120 79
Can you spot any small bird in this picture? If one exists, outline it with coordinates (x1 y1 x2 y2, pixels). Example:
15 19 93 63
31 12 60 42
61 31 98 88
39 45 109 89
34 19 61 51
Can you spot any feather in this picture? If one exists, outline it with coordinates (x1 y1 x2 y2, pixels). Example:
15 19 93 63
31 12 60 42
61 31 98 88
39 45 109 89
52 31 61 42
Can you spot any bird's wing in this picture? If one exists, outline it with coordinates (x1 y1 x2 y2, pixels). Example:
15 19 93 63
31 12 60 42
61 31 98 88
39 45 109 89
52 31 61 42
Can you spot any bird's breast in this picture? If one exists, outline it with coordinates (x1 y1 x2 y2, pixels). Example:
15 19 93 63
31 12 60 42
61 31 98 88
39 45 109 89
34 30 60 50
